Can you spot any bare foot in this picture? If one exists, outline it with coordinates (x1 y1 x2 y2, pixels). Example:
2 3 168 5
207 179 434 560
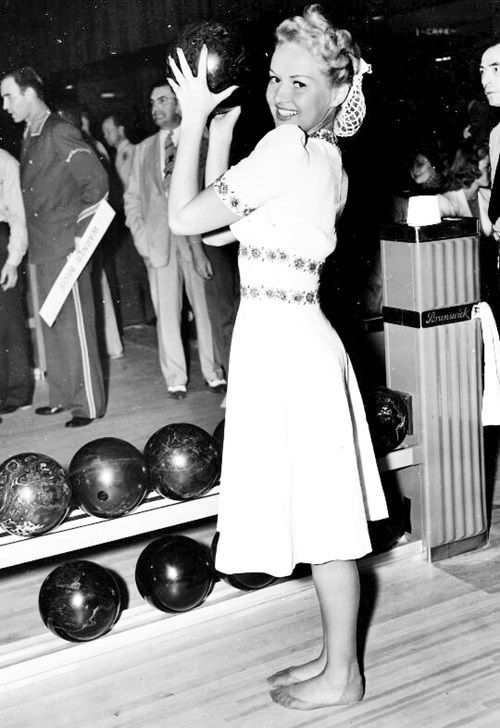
267 654 326 687
269 670 364 711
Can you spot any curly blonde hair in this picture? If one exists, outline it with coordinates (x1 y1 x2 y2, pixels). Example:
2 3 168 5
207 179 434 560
275 4 361 86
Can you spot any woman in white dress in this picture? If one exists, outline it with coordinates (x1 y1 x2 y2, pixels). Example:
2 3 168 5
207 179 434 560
168 4 388 712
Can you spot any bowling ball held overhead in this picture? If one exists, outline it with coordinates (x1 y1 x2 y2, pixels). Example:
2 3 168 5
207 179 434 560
173 20 250 114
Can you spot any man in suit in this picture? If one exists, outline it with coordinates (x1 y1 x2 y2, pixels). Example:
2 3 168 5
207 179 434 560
1 67 107 427
124 83 225 399
481 39 500 238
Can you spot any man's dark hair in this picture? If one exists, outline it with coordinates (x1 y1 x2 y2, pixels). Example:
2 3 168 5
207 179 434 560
151 79 173 93
3 66 45 100
53 101 82 129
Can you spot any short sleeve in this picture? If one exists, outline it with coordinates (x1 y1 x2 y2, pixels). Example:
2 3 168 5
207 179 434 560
214 125 309 216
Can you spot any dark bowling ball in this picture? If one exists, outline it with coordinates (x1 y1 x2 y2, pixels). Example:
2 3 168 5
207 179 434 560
39 560 122 642
365 386 409 456
211 531 277 592
135 534 215 613
212 418 225 463
368 482 406 553
0 452 71 537
144 423 220 501
225 571 278 591
174 20 248 114
69 437 149 519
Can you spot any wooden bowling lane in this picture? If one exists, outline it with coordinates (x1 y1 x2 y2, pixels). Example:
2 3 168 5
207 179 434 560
0 490 499 727
0 326 226 468
1 327 500 726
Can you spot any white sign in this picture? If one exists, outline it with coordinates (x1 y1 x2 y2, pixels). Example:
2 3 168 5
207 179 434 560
39 199 115 327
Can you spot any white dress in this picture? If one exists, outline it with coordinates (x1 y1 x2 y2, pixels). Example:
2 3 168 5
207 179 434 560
213 125 388 577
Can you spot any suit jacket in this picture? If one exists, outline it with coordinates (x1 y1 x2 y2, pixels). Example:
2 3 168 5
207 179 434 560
490 122 500 181
489 122 500 232
21 113 108 264
124 130 195 269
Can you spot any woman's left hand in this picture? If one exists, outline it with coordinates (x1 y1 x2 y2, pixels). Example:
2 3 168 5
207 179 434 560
168 45 239 127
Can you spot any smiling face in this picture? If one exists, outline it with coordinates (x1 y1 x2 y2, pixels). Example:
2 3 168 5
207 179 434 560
266 42 345 133
480 43 500 107
1 76 31 123
150 85 180 130
410 154 436 186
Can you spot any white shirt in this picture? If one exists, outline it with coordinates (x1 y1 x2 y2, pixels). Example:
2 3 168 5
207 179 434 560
0 149 28 266
115 138 134 187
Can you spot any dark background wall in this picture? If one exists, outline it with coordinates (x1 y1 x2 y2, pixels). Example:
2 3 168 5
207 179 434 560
1 0 498 350
0 0 498 150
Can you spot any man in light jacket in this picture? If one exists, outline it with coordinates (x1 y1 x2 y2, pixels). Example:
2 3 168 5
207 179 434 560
124 82 225 399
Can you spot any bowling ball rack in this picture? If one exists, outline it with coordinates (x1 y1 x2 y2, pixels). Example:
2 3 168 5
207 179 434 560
0 444 420 571
0 486 220 570
0 446 420 690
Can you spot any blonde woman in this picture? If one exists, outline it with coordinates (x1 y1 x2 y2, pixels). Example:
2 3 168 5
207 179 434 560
168 5 387 711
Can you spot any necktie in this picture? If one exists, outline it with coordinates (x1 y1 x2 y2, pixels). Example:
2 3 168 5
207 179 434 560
489 157 500 225
163 131 175 188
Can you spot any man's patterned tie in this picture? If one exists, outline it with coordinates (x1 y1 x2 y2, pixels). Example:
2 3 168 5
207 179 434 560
163 131 175 189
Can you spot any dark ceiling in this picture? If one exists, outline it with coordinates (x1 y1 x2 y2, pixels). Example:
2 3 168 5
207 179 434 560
0 0 498 155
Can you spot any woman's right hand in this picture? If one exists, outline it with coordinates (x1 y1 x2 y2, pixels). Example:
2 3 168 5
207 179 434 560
168 46 238 127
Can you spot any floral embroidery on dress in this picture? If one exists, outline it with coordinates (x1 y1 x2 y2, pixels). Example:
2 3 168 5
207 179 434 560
214 175 255 217
241 284 319 305
239 244 324 276
309 128 338 146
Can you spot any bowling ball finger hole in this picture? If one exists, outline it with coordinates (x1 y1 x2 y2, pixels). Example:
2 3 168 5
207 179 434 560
97 491 108 501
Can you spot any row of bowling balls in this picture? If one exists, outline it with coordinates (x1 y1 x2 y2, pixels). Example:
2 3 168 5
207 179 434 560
39 532 277 643
0 422 225 538
39 486 407 646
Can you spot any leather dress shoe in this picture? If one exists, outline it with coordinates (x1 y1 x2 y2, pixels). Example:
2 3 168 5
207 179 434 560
35 406 65 415
0 404 21 414
65 416 93 428
168 386 187 400
207 380 227 394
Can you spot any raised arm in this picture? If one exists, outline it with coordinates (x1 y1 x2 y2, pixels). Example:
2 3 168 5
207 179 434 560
167 46 242 236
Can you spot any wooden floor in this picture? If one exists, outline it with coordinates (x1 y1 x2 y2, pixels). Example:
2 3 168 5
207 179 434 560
1 328 500 727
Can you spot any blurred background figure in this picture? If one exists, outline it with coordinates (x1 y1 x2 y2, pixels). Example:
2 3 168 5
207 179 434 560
0 147 33 416
437 142 496 310
463 98 497 149
101 111 154 329
102 112 134 186
81 108 110 166
391 137 448 223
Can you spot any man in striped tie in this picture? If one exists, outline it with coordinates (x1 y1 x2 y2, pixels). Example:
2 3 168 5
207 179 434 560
125 82 224 400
